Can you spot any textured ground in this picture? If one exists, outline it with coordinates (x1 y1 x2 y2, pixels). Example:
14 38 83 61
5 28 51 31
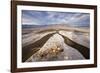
22 25 90 62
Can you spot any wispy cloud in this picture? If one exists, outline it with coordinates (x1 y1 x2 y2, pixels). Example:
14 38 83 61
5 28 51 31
22 10 90 27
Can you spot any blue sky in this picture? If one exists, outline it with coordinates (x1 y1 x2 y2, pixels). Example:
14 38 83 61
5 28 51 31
22 10 90 27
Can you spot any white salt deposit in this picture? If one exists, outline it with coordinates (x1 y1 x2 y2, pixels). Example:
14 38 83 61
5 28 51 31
59 30 90 48
26 33 85 62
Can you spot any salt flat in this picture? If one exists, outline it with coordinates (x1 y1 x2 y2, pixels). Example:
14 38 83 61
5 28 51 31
22 24 90 62
59 30 90 48
26 33 85 62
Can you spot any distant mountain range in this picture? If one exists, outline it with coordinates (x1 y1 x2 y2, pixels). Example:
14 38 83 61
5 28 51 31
22 24 47 29
22 24 89 29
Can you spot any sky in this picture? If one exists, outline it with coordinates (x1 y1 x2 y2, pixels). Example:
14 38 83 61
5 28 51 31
22 10 90 27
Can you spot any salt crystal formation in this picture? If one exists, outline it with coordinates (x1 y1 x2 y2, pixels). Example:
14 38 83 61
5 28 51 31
26 33 85 62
